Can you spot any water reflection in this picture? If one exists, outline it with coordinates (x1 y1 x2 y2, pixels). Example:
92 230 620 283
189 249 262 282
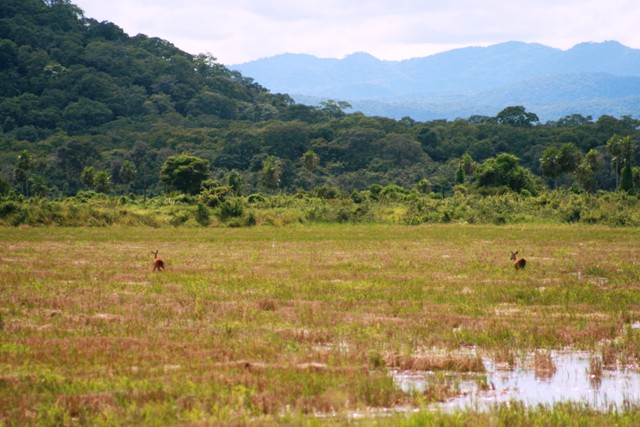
392 351 640 410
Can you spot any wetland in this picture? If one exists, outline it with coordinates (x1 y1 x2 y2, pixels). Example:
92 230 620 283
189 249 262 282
1 224 639 425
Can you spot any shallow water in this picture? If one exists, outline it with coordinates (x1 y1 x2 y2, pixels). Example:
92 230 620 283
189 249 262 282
392 351 640 410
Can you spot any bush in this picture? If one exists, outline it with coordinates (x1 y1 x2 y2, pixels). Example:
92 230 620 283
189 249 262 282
247 193 267 204
217 198 244 221
313 185 341 199
0 201 21 216
194 203 210 226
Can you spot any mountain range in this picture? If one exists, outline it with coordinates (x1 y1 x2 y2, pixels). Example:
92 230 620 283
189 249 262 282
230 41 640 122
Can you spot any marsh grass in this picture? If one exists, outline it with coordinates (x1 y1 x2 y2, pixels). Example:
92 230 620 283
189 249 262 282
1 224 640 424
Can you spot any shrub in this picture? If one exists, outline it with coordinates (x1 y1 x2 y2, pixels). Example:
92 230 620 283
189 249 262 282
313 185 341 199
217 198 244 221
247 193 267 204
0 201 21 216
194 203 211 226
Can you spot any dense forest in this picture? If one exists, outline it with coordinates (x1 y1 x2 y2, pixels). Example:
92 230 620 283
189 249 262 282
0 0 639 225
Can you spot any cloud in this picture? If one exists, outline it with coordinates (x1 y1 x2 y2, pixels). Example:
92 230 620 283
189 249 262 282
73 0 640 64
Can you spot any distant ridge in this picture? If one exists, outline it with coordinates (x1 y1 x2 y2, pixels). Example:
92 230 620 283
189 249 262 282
231 41 640 121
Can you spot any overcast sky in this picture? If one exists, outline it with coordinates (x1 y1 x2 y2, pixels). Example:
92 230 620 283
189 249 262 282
71 0 640 65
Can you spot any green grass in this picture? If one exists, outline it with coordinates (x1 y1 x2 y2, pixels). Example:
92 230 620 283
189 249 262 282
1 224 640 425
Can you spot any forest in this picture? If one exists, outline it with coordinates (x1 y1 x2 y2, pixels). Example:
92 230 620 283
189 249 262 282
0 0 639 226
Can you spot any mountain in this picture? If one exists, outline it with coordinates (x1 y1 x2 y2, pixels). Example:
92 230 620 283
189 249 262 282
231 41 640 121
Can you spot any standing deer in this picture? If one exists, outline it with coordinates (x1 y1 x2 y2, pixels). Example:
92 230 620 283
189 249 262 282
151 250 164 272
510 251 526 270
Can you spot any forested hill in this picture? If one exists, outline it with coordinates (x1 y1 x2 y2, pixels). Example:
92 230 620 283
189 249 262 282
0 0 297 128
0 0 639 200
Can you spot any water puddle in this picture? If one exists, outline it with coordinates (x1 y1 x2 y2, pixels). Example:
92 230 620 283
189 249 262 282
392 351 640 410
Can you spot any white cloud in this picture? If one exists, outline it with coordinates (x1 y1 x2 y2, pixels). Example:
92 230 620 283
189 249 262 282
72 0 640 64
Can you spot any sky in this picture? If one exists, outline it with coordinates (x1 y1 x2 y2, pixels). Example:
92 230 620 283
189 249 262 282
71 0 640 65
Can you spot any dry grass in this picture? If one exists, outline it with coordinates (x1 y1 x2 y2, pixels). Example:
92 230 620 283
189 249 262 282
533 351 557 380
385 353 485 372
1 224 639 424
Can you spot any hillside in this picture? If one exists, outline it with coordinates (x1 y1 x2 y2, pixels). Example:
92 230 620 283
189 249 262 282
231 41 640 121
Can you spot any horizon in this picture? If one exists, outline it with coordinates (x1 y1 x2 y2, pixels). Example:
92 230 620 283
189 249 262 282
70 0 640 66
232 40 630 65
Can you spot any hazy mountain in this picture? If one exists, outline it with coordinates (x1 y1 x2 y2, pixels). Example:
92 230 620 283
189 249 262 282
231 41 640 121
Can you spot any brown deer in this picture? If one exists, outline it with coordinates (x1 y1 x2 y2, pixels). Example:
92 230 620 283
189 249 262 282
510 251 526 270
151 250 164 272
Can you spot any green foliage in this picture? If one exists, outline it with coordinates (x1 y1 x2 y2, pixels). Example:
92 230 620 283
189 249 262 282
607 134 635 187
620 162 635 194
455 164 465 184
217 198 244 221
496 105 539 127
540 146 561 182
119 160 137 188
261 120 310 161
260 156 282 191
1 0 640 203
92 170 111 193
474 153 538 194
415 179 431 194
0 190 638 228
194 203 211 226
80 166 96 189
227 170 243 196
301 150 319 172
160 154 211 195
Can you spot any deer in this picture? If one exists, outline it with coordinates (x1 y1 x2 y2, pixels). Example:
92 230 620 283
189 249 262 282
510 251 526 270
151 250 164 272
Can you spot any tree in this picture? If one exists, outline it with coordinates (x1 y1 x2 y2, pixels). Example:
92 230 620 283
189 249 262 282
634 166 640 191
260 156 282 191
432 177 452 198
460 153 475 175
415 178 431 194
558 143 582 175
416 126 445 161
160 154 211 195
455 164 465 185
319 99 351 118
62 97 113 132
93 170 111 193
606 134 634 189
377 133 427 168
540 147 561 186
81 166 111 193
119 160 137 192
541 143 583 189
186 91 237 119
14 150 33 196
620 163 635 194
130 140 158 200
261 120 310 161
575 149 604 193
337 127 385 171
301 150 320 172
495 106 539 128
475 153 537 194
81 166 96 189
557 114 593 127
227 170 243 196
0 175 11 196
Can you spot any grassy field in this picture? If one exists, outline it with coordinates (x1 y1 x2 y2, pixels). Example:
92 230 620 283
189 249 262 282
1 224 640 425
